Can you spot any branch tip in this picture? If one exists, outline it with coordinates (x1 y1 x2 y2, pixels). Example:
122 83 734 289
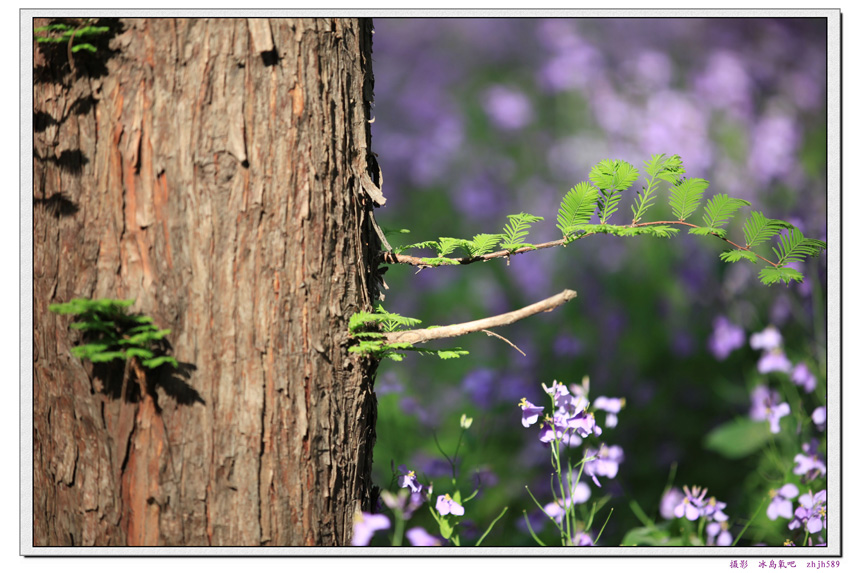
384 289 577 346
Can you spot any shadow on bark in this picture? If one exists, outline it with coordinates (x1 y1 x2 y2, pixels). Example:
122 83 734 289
34 192 79 218
155 361 204 408
95 358 204 410
34 148 89 174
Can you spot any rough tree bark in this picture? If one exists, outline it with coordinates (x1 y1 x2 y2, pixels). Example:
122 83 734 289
32 17 381 546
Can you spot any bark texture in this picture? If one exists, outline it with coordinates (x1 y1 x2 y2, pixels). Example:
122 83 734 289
33 17 380 546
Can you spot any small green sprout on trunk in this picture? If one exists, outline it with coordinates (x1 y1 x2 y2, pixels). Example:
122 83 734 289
49 298 178 370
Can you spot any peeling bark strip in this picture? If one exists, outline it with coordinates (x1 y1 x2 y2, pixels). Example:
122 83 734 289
33 18 379 546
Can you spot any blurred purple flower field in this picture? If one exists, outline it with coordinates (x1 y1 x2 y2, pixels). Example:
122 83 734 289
366 17 828 547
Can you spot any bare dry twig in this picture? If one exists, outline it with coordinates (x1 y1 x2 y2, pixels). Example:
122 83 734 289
482 329 526 356
384 289 577 346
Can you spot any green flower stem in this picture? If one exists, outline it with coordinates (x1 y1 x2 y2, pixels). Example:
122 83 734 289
594 507 614 545
392 509 405 547
732 497 767 547
521 508 547 547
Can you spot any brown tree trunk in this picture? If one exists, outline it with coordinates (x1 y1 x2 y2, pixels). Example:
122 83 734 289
32 17 381 546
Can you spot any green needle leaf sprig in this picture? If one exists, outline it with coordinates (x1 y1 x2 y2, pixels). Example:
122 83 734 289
379 154 826 286
49 298 178 369
348 304 468 361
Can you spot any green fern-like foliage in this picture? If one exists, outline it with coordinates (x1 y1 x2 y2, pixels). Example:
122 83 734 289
348 304 468 361
589 159 639 224
34 21 110 53
758 266 806 286
701 194 753 230
772 229 828 266
500 212 544 252
387 212 542 264
668 178 709 222
556 154 826 285
396 239 441 254
381 154 826 286
465 233 504 257
644 153 686 183
567 224 680 239
719 250 760 264
631 154 686 223
396 234 501 260
49 298 178 369
743 211 793 248
557 182 599 238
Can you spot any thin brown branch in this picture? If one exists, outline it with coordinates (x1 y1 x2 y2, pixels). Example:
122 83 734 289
380 219 780 269
631 221 779 267
379 238 568 267
384 289 576 345
482 329 526 356
66 19 89 77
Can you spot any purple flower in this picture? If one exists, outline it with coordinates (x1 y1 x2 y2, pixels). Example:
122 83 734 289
519 398 545 428
765 402 791 433
351 511 390 546
767 483 799 520
758 349 793 374
380 489 425 520
811 406 826 430
792 363 817 393
482 85 534 130
543 499 567 524
708 316 745 360
396 465 424 494
788 489 826 534
674 485 709 521
706 521 734 546
749 385 790 433
436 493 465 516
573 531 595 546
406 526 442 547
660 487 685 520
583 444 624 487
591 394 619 410
672 485 730 526
702 496 729 523
543 482 591 523
563 408 602 439
793 441 826 478
593 396 625 428
750 326 783 351
538 414 584 447
527 382 602 442
538 416 563 443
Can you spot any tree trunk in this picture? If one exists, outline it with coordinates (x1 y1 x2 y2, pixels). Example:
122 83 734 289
32 17 381 546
